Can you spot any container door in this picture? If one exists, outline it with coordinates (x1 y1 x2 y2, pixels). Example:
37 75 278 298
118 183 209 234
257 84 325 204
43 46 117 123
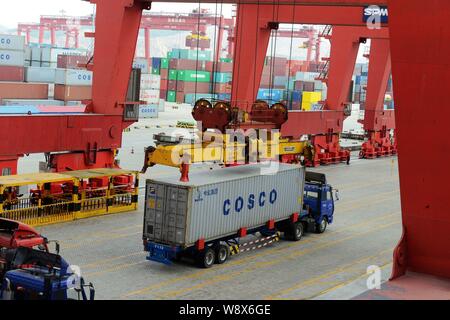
162 186 188 244
144 183 166 241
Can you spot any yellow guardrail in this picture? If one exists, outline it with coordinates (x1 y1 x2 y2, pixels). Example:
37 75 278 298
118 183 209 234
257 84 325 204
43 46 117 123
0 168 139 227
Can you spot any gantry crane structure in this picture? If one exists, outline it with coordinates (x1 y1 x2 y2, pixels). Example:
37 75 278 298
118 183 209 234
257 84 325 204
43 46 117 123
5 0 450 295
17 12 321 65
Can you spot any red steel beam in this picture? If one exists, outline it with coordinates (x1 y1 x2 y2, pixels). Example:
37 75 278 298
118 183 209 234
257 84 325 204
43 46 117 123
388 0 450 279
363 38 395 131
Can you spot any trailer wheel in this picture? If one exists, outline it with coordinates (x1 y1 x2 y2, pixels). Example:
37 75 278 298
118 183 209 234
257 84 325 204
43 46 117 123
196 247 215 268
315 219 328 234
285 222 303 241
215 245 229 264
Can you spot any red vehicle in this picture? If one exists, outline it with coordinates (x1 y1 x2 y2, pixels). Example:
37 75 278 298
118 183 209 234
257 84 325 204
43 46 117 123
0 218 49 251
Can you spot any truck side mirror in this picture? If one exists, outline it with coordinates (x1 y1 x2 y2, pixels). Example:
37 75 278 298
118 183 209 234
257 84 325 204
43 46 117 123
334 189 340 201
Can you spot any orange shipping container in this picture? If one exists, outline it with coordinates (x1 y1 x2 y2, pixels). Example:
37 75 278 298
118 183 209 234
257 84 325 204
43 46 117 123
0 82 48 99
54 84 91 101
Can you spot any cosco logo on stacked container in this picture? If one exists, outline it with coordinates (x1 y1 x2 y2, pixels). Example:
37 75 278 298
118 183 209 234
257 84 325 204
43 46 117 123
223 189 277 215
0 53 11 60
0 38 11 44
77 74 92 81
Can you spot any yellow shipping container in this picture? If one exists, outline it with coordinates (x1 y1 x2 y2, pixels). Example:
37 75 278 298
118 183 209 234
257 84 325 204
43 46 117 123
302 91 322 102
302 101 312 111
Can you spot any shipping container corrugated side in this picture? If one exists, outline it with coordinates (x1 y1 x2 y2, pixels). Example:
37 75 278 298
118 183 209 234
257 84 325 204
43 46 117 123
144 163 305 247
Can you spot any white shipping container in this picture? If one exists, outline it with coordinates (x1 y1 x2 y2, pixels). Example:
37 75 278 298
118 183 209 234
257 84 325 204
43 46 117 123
140 74 160 89
133 58 150 74
139 104 159 118
295 72 320 82
140 89 160 104
1 99 64 106
158 99 165 112
143 163 305 246
41 47 51 62
24 47 31 61
31 47 42 61
25 67 56 83
65 101 84 106
55 68 93 85
0 50 25 67
48 84 55 98
0 35 25 51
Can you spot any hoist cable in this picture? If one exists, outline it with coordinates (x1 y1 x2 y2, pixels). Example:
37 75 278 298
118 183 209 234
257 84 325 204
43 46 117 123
286 0 298 108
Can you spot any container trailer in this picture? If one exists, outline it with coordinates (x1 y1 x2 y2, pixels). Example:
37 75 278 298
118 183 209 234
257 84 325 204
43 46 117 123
143 163 337 268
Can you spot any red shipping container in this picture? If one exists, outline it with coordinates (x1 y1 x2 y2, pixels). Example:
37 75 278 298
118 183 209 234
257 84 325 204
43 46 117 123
54 84 91 101
176 81 210 93
168 80 177 91
0 82 48 99
0 66 25 82
266 57 287 67
57 55 89 69
214 62 233 73
169 59 207 71
176 92 185 103
160 68 168 80
159 90 167 100
160 79 168 91
213 83 231 94
294 81 315 92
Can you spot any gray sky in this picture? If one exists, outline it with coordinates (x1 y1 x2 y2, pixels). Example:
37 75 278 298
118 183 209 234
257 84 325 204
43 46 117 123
0 1 234 28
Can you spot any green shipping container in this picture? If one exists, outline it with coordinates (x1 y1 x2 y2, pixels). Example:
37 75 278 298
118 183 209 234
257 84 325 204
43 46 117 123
167 91 176 102
172 49 212 61
168 70 178 80
161 58 169 69
151 67 160 75
177 70 211 82
220 58 233 63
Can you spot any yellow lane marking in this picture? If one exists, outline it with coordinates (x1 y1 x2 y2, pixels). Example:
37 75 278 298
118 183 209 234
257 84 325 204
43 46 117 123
337 190 400 212
81 210 400 287
155 221 399 299
339 178 398 193
84 261 147 277
265 249 392 299
57 224 142 243
63 231 141 250
123 214 400 299
302 260 392 300
80 251 144 269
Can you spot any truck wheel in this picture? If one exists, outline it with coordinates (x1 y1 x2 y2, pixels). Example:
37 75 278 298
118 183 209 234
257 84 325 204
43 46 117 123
291 222 304 241
285 222 303 241
315 219 328 234
215 245 229 264
196 247 215 268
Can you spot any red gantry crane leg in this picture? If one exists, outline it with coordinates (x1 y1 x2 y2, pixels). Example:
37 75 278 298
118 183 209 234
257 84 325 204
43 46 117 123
359 38 396 159
388 0 450 281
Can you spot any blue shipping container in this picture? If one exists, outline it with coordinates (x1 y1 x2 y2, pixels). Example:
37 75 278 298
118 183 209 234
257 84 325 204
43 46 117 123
0 106 40 114
152 57 161 69
213 72 232 83
257 89 283 102
216 93 231 101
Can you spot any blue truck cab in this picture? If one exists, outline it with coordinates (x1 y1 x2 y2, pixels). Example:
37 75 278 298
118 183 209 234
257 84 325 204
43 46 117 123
0 247 95 300
301 171 338 233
